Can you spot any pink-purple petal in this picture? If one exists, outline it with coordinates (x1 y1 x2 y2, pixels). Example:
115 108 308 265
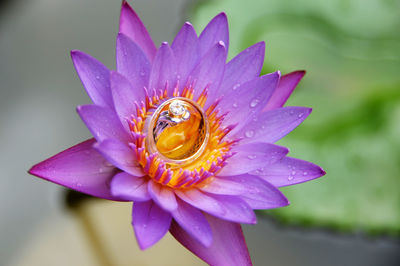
94 139 144 177
70 50 113 108
219 42 265 97
110 172 150 201
264 70 306 111
148 42 177 95
188 41 226 102
221 72 279 132
234 106 312 144
116 33 150 93
199 12 229 57
28 139 123 201
218 175 290 210
171 198 213 247
110 71 144 131
170 214 252 266
147 180 178 212
171 22 199 91
175 189 256 224
132 201 172 249
253 157 326 187
217 142 289 176
76 104 130 143
119 1 156 62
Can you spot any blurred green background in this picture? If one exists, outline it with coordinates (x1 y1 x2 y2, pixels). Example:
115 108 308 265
192 0 400 235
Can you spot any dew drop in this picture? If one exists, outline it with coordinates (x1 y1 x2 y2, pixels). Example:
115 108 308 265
245 130 254 138
140 71 146 77
232 103 238 108
291 171 296 175
288 176 294 181
303 171 308 176
298 113 304 118
289 110 294 115
95 75 100 80
232 84 240 90
247 155 257 160
250 99 260 108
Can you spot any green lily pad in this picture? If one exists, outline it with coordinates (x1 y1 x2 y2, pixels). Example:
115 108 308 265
190 0 400 235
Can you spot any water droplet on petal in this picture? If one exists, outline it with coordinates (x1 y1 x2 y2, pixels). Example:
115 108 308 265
289 110 294 115
245 130 254 138
303 171 308 176
95 75 100 80
247 155 257 160
140 71 146 77
232 84 240 90
232 103 238 108
250 99 260 108
288 176 294 181
298 113 304 118
291 171 296 175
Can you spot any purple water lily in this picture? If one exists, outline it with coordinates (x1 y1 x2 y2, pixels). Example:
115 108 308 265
29 1 325 265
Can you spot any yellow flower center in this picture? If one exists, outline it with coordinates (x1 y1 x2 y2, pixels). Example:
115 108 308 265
128 85 236 189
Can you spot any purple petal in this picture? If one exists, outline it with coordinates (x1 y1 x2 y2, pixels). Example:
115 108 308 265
253 157 326 187
94 139 144 177
199 13 229 57
110 71 144 131
147 180 178 212
171 198 212 247
188 41 226 102
77 104 130 143
110 172 150 201
199 176 252 196
219 42 265 96
221 72 280 133
132 200 172 249
264 70 306 111
171 22 199 91
119 1 156 62
29 139 123 201
170 213 252 266
175 189 256 224
218 175 289 209
70 50 113 108
234 106 312 144
217 142 289 176
116 33 150 93
148 42 177 95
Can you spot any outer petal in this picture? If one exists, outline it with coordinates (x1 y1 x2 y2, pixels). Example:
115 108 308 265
147 180 178 212
217 143 288 176
252 157 326 187
233 106 312 144
110 172 150 201
219 42 265 96
171 22 199 91
116 33 150 94
110 71 144 131
221 72 279 132
28 139 123 201
77 104 130 143
264 70 306 111
175 189 256 224
119 1 156 61
199 13 229 57
171 198 212 247
170 214 252 266
94 139 144 177
148 42 177 95
218 175 289 209
70 50 113 108
188 41 226 101
132 201 172 249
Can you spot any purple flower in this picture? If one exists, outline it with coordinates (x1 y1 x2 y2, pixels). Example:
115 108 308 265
29 1 325 265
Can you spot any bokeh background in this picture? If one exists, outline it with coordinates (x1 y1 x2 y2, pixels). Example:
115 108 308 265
1 0 399 265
